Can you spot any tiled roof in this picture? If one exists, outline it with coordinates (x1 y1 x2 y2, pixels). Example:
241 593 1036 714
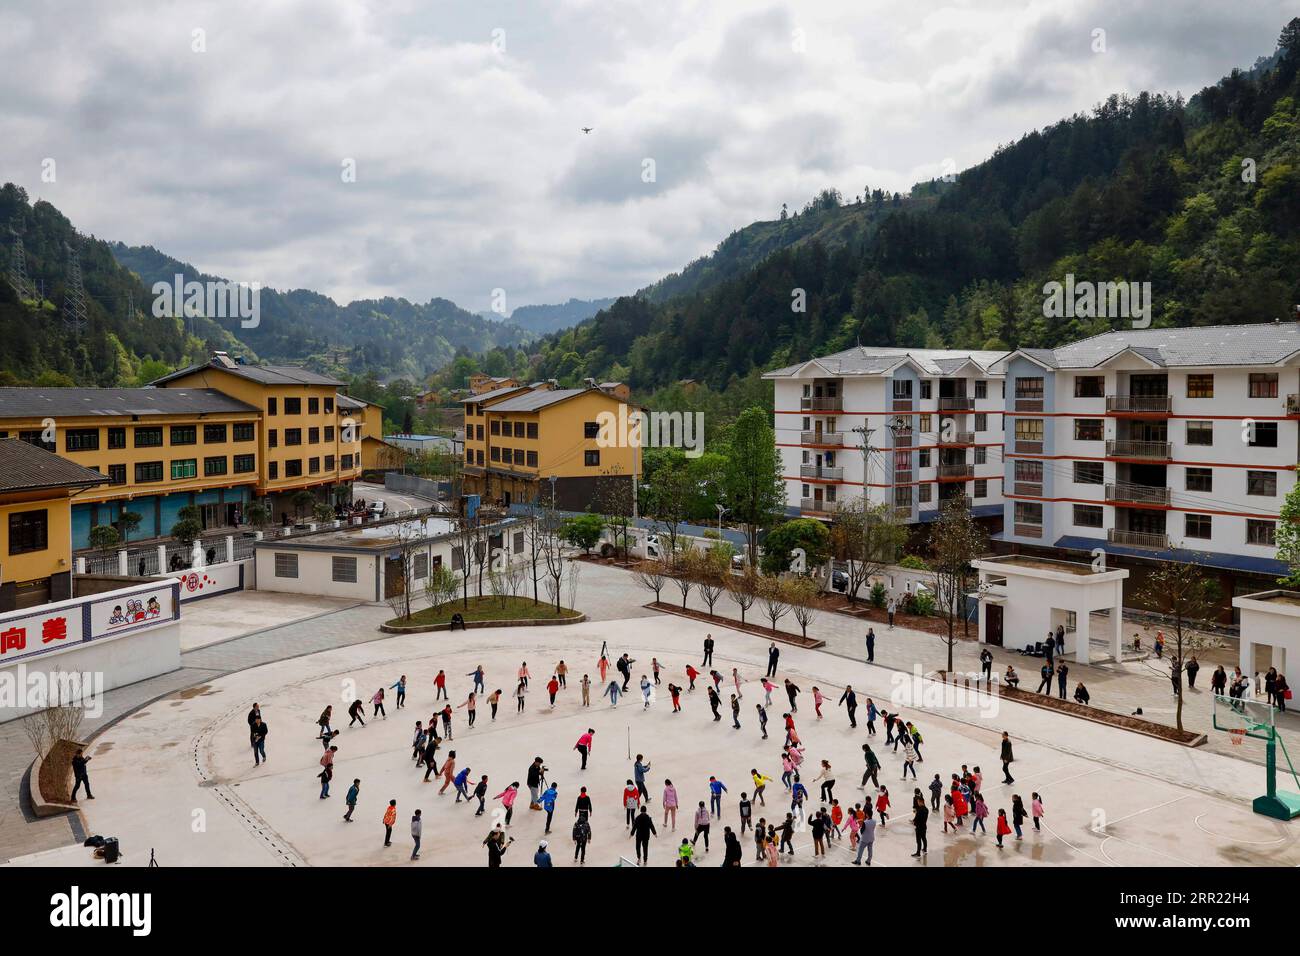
764 346 1008 379
486 388 588 413
0 387 258 419
458 384 531 404
152 359 341 387
1028 322 1300 369
0 438 107 494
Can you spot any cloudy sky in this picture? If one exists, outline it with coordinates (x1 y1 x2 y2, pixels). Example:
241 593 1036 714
0 0 1291 314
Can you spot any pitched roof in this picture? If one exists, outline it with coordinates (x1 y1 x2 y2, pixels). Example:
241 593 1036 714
764 345 1008 379
151 357 341 387
1025 322 1300 369
487 387 589 413
0 439 107 494
458 384 531 404
0 387 258 419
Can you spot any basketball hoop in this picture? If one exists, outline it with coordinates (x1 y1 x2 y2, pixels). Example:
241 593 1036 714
1230 728 1246 746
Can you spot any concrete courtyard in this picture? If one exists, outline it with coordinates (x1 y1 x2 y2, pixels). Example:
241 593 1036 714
12 608 1299 868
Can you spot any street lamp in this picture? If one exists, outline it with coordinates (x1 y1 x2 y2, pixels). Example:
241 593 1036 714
715 502 730 538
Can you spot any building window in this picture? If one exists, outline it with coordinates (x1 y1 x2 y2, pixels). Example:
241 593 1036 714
1247 519 1277 547
269 461 278 480
527 422 538 439
413 553 429 579
975 380 988 400
1185 514 1211 539
65 428 99 452
1073 504 1103 528
233 454 255 473
490 447 501 462
285 459 303 478
308 397 319 415
509 422 520 438
918 483 932 503
491 420 500 435
267 397 277 415
309 457 320 474
511 449 523 465
918 449 931 468
171 458 197 480
234 422 255 442
1073 461 1103 484
8 509 48 554
919 380 931 400
1186 420 1213 446
325 397 334 413
135 427 163 448
1186 375 1214 398
107 427 126 449
331 556 357 583
268 429 278 448
1014 502 1043 525
974 447 987 465
475 425 484 441
1249 422 1278 448
324 426 335 442
1014 460 1043 482
584 450 600 466
893 380 913 400
108 463 127 485
1015 377 1044 399
465 449 473 464
527 450 538 467
285 428 302 446
204 456 228 477
341 454 354 469
135 461 164 483
308 427 320 444
325 455 335 470
974 412 988 432
513 531 525 554
1248 373 1279 398
583 421 599 439
475 450 483 466
274 553 299 578
1073 419 1103 441
919 414 932 432
170 425 196 445
1073 376 1104 398
1185 467 1212 492
452 546 464 570
894 486 912 508
284 397 302 415
974 479 988 499
1015 419 1043 441
1247 470 1277 496
204 424 228 443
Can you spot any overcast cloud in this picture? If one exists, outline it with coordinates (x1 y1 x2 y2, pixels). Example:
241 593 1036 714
0 0 1291 313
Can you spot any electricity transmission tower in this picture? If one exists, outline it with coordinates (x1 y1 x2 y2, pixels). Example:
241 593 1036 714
62 239 89 336
5 221 34 302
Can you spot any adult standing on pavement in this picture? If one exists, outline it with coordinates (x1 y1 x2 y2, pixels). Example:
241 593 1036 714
911 799 928 857
865 627 876 662
1000 731 1015 784
410 809 422 860
71 749 94 801
631 805 657 864
766 641 780 678
251 717 268 767
1056 662 1069 699
979 647 993 683
838 686 858 728
575 729 595 770
633 754 652 803
703 634 714 667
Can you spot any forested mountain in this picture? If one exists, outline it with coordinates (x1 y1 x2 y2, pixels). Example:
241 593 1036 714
0 183 246 386
501 297 617 335
111 244 533 382
470 19 1300 403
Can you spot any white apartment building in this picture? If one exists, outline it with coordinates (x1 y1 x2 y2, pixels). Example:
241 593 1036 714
763 346 1008 523
995 322 1300 590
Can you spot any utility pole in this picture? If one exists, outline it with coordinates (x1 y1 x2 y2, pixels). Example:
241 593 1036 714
62 239 88 336
5 221 34 302
850 424 875 505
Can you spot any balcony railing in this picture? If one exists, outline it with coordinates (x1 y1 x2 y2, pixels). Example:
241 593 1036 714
938 495 974 511
893 433 913 448
939 430 976 445
938 397 975 411
800 396 842 412
937 463 975 480
1014 397 1044 412
1109 528 1170 550
800 465 844 481
800 430 845 446
891 398 913 412
1106 439 1171 460
894 505 913 519
1014 523 1044 538
1014 440 1043 454
893 469 913 484
1106 394 1172 414
1106 482 1172 505
800 498 843 514
1013 482 1043 498
1287 394 1299 416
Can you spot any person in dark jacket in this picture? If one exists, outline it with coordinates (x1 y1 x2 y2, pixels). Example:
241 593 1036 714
722 826 742 866
71 750 93 800
1000 732 1015 784
630 806 657 864
911 801 929 856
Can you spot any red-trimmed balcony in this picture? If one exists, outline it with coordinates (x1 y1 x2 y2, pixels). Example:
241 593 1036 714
1106 394 1172 416
800 430 845 447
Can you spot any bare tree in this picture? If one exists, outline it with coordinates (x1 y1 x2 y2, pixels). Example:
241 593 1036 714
830 498 907 604
696 547 729 615
565 560 581 611
452 517 478 608
525 507 546 605
727 566 758 625
541 514 566 613
671 549 698 608
787 575 820 639
758 574 792 634
632 560 669 603
1136 552 1218 732
594 465 634 561
927 498 988 673
384 520 423 621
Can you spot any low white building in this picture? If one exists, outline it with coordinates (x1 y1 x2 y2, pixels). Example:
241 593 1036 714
972 554 1128 664
1233 590 1300 677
